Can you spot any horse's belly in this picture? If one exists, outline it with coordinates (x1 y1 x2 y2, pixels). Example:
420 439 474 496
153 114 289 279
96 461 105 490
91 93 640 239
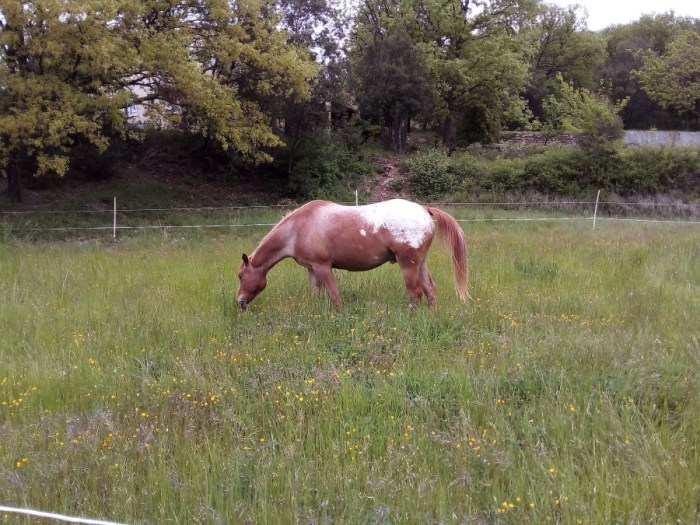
331 248 393 271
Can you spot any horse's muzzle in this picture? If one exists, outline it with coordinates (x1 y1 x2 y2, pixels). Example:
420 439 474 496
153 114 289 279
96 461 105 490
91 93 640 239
237 297 248 311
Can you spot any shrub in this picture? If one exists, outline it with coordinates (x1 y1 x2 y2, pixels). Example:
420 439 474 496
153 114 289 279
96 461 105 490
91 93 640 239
404 149 458 199
288 132 371 200
400 141 699 200
610 147 700 195
451 154 483 190
404 150 484 199
484 159 526 192
334 118 378 151
520 148 587 195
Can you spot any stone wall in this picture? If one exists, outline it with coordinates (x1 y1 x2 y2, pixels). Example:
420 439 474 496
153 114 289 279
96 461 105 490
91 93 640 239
500 132 577 146
622 131 700 148
502 131 700 148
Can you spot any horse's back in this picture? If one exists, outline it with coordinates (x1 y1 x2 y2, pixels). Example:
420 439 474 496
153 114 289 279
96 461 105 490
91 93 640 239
308 199 434 245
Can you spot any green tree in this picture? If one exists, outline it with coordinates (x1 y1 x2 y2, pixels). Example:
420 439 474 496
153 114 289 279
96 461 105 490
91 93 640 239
634 30 700 127
541 75 624 189
527 4 605 120
543 74 624 153
350 0 538 147
273 0 355 184
0 0 316 201
0 1 132 200
413 0 539 146
353 30 432 152
599 13 699 130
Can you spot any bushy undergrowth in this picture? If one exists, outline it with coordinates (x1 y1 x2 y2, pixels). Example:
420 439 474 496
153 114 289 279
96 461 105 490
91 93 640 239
286 131 372 201
404 149 483 199
611 147 699 194
404 146 700 200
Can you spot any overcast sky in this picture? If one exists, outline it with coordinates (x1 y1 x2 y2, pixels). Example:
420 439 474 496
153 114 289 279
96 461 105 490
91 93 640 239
544 0 700 31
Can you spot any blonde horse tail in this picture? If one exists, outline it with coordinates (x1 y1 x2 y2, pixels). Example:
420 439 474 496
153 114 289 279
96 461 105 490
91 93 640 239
426 206 470 301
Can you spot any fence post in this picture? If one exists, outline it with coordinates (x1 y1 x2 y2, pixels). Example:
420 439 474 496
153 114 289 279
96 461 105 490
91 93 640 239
355 190 359 206
592 190 601 229
113 197 117 239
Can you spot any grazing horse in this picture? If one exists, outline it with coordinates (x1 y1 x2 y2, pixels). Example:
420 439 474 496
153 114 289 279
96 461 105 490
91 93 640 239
236 199 469 310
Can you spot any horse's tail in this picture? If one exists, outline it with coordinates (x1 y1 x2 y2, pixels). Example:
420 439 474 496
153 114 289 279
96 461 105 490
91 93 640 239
426 206 470 302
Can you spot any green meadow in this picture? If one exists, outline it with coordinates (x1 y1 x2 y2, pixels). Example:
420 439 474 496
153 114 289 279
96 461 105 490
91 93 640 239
1 211 699 524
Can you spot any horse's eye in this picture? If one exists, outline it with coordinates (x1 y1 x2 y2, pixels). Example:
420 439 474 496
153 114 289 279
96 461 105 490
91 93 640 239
237 274 242 281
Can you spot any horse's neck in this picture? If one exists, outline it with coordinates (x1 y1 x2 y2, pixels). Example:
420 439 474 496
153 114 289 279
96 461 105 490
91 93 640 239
251 221 293 273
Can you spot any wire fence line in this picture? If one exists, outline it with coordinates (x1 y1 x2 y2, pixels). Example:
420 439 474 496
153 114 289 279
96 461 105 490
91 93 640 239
3 199 699 216
0 204 293 215
11 223 281 233
0 505 128 525
2 198 699 237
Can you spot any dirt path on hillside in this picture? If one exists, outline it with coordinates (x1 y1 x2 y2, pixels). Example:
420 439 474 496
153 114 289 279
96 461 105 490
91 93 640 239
361 154 411 202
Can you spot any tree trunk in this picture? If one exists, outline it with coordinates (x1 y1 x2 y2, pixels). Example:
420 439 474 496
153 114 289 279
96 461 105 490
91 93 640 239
390 117 408 153
285 124 304 186
441 115 454 149
6 152 22 202
392 119 401 153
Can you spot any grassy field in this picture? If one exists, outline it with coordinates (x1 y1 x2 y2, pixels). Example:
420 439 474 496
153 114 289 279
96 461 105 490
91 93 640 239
1 211 699 524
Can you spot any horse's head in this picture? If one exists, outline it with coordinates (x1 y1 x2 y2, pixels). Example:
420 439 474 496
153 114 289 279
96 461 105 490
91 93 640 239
236 253 267 311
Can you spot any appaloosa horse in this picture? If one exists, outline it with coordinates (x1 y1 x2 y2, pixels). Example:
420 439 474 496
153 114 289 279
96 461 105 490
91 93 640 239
236 199 469 310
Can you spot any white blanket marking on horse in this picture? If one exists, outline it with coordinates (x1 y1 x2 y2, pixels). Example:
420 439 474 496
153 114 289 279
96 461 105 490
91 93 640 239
356 200 433 249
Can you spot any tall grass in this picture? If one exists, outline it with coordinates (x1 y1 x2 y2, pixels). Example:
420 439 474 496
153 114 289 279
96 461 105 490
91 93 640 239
1 216 699 524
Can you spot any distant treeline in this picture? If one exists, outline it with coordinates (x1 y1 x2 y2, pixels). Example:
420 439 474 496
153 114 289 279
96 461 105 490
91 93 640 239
1 1 699 201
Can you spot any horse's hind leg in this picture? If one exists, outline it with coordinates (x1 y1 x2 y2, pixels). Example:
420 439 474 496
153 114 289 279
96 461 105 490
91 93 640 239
419 260 437 310
398 260 425 306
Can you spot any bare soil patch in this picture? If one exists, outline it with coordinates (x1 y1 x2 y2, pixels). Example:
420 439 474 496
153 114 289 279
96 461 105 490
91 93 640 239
360 154 411 202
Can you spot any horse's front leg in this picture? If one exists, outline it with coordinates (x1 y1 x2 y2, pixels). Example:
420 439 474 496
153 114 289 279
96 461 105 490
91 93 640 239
311 264 342 309
308 269 323 295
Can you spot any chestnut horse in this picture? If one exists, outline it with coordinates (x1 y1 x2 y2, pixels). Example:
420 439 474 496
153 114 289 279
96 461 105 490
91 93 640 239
236 199 468 310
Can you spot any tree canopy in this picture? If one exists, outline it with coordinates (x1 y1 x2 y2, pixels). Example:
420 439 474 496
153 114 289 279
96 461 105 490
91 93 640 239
0 0 316 199
353 30 432 152
350 0 540 147
526 4 605 119
542 74 624 154
599 13 700 130
635 30 700 127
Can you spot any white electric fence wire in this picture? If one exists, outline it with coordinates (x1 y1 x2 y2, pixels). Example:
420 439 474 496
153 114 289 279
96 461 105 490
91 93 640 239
14 223 278 232
9 217 700 235
0 204 294 215
600 217 700 225
2 200 698 215
0 505 128 525
3 200 699 234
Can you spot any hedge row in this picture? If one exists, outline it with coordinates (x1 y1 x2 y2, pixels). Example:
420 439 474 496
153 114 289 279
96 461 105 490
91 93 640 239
404 146 700 199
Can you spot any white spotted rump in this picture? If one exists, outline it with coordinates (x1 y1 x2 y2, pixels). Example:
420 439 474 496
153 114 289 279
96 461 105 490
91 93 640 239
356 199 434 248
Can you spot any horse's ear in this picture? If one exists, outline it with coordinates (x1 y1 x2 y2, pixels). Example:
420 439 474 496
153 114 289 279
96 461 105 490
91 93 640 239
242 253 250 266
